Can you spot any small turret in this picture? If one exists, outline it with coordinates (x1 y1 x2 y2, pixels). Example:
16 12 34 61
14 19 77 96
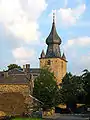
40 50 45 58
62 52 66 60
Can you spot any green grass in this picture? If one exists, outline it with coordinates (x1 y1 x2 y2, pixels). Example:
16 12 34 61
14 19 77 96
12 118 42 120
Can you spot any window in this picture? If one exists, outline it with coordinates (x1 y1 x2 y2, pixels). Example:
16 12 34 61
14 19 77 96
47 60 51 65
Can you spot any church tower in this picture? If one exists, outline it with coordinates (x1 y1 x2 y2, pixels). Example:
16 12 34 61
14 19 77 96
39 13 67 84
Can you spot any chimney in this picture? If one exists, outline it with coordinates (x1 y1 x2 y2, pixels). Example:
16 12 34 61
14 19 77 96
23 65 26 72
26 64 30 73
4 71 8 78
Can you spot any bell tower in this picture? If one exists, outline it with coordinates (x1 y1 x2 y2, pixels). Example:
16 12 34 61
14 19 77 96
39 13 67 84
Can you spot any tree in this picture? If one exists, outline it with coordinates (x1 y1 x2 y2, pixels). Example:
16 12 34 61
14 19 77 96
7 64 21 70
33 68 59 110
82 69 90 104
60 73 76 104
59 73 85 110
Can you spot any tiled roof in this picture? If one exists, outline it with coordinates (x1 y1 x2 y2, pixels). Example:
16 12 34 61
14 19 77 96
0 68 40 84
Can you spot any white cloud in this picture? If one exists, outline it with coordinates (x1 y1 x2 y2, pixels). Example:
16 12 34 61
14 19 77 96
0 0 47 44
63 36 90 75
71 55 90 75
64 36 90 50
56 3 86 26
12 47 38 67
80 55 90 68
12 47 35 59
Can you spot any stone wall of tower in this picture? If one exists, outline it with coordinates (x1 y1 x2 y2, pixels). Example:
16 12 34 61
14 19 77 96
40 58 67 84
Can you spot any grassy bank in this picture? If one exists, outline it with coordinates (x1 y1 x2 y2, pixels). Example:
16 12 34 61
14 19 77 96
12 118 42 120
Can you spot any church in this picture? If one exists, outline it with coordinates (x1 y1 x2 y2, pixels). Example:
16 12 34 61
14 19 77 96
39 14 67 84
0 14 67 116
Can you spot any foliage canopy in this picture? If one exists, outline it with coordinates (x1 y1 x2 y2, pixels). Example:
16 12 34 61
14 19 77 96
7 64 21 70
33 68 59 109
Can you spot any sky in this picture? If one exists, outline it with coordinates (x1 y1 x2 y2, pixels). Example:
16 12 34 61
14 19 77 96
0 0 90 75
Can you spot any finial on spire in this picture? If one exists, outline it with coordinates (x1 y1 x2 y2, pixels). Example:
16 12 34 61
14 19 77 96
53 11 55 23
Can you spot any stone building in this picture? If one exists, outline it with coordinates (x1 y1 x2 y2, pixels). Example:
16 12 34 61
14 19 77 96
0 64 38 116
39 14 67 84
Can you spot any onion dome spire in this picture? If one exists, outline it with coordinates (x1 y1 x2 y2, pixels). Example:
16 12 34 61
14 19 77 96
46 12 62 45
45 12 62 58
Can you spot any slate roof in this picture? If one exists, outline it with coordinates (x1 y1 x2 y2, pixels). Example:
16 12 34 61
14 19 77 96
62 53 66 60
45 16 62 58
30 68 40 74
0 68 28 84
40 50 45 58
46 17 61 45
30 68 40 79
0 74 28 84
0 68 40 84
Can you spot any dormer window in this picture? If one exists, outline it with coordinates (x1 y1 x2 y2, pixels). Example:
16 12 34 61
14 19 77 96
47 60 51 65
